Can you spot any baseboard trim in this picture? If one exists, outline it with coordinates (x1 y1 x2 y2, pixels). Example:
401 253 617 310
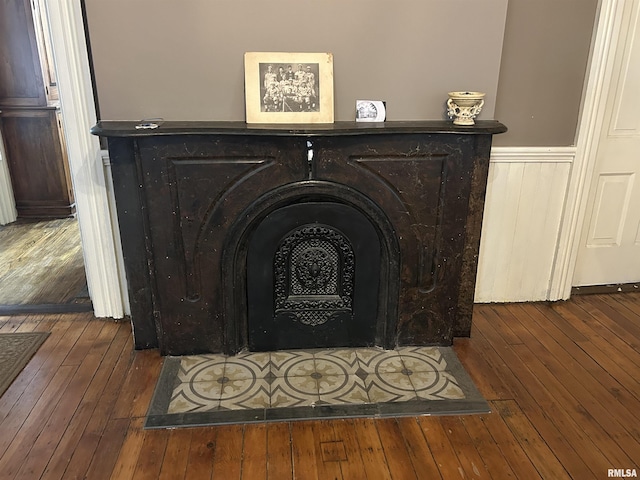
571 283 640 295
0 302 94 315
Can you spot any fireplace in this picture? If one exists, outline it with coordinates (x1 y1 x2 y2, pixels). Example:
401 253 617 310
94 120 506 356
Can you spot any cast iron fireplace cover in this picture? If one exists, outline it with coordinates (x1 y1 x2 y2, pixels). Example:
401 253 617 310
247 201 381 351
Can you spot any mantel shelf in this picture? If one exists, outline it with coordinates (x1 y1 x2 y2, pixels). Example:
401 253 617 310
91 120 507 138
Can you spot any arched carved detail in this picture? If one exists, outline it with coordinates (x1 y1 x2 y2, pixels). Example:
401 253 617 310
222 180 401 353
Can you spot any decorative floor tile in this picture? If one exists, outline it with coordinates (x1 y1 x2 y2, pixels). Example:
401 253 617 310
355 348 405 374
365 372 418 403
146 346 490 428
168 382 221 413
279 373 319 396
229 351 272 376
224 359 267 381
398 346 447 372
220 379 271 410
176 354 226 383
318 374 370 405
397 346 442 362
314 349 361 374
270 378 320 408
189 379 225 399
405 369 439 391
270 351 315 377
413 371 466 400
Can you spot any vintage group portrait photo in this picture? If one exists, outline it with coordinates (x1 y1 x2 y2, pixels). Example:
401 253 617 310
244 52 334 124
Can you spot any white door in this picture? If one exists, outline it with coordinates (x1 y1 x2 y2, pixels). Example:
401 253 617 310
574 0 640 286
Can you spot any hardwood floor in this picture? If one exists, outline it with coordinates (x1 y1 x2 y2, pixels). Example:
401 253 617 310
0 218 87 306
0 293 639 479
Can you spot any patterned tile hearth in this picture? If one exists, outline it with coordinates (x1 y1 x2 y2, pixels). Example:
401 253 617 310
145 346 489 428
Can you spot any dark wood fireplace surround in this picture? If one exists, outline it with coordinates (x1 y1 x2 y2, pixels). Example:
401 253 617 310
93 121 506 356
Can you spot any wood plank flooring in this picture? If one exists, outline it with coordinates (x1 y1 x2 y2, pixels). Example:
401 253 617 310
0 218 86 305
0 293 639 479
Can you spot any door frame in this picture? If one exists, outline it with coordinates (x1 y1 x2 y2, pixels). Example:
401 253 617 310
45 1 125 318
0 130 18 225
549 0 628 299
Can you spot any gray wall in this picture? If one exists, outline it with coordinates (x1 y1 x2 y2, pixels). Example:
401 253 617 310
84 0 507 122
493 0 599 146
84 0 599 146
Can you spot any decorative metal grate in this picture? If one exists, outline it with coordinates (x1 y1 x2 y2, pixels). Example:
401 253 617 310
291 239 338 295
274 224 354 326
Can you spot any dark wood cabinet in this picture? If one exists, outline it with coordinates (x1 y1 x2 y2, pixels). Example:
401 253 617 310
0 0 75 218
0 108 73 217
0 0 47 107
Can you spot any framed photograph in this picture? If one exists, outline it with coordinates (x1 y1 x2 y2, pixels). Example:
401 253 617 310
356 100 386 122
244 52 334 124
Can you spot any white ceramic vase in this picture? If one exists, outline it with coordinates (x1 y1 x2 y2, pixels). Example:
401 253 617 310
447 91 485 125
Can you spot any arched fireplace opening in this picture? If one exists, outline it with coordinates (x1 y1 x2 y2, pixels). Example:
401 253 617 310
222 181 400 354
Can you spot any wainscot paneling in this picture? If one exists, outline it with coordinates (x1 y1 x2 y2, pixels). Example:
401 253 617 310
475 147 575 303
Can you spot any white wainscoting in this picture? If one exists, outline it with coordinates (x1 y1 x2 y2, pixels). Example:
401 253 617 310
475 147 576 303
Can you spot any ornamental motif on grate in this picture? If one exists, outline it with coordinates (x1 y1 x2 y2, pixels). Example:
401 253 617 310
274 224 354 326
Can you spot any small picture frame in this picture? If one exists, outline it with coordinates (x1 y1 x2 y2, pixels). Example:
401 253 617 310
356 100 386 122
244 52 334 124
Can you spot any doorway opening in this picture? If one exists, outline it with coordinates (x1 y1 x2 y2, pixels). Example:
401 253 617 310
0 0 89 314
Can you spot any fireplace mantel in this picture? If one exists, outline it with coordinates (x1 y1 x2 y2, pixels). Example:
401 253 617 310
92 120 505 138
93 120 506 355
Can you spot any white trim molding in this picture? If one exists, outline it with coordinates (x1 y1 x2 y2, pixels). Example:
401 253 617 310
490 146 576 164
45 1 125 318
548 0 627 300
0 133 18 225
101 149 131 316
